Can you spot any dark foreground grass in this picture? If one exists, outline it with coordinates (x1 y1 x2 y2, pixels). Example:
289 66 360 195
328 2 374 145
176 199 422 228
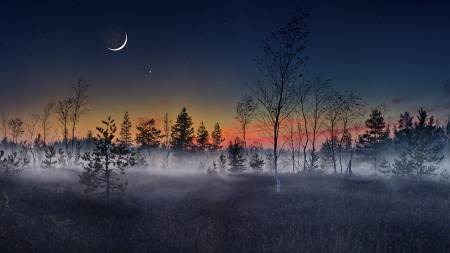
1 170 450 252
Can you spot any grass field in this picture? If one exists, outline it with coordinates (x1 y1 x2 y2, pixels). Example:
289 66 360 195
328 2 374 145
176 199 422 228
1 170 450 252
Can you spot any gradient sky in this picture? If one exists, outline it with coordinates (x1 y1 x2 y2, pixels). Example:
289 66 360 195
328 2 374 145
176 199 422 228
1 0 450 144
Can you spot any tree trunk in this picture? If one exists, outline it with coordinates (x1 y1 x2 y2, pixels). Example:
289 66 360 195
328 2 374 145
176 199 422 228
274 153 280 193
302 146 308 172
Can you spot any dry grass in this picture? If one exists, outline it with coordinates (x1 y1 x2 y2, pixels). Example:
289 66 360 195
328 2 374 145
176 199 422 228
1 170 450 252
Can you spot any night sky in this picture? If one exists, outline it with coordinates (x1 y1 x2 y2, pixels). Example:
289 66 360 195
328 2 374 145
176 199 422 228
1 0 450 144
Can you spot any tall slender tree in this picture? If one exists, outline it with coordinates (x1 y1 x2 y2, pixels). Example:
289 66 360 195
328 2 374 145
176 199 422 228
394 111 413 150
234 95 257 149
195 121 210 152
0 112 7 141
210 123 225 152
118 111 133 147
70 77 91 153
248 5 309 193
40 102 54 146
300 75 333 172
161 113 171 169
357 107 388 171
25 113 40 166
54 98 73 157
8 117 24 153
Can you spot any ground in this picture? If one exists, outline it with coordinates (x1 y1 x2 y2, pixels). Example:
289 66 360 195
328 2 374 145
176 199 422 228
1 169 449 252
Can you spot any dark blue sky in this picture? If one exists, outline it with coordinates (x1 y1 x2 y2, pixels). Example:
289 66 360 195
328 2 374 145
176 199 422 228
1 0 450 140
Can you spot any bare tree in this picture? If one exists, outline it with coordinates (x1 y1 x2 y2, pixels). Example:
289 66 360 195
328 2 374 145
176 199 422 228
323 89 345 174
8 117 24 153
248 5 309 193
298 75 333 172
40 102 54 146
282 113 302 173
234 95 257 149
161 112 171 169
54 98 73 158
25 113 40 166
70 77 91 153
336 89 364 174
0 112 7 140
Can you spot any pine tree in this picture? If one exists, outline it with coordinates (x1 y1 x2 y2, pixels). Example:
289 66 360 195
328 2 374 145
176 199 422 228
210 122 225 152
135 118 162 163
394 111 413 150
392 108 444 181
79 117 135 204
195 121 210 152
41 146 57 171
217 153 227 173
0 151 23 176
357 108 388 171
249 152 265 172
227 137 246 173
170 108 195 163
118 111 133 147
378 156 391 177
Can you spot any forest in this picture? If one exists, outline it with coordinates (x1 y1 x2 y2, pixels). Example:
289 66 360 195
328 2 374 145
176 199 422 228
1 5 450 252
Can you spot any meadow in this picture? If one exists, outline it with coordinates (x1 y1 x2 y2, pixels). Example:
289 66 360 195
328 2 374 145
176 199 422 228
1 170 450 252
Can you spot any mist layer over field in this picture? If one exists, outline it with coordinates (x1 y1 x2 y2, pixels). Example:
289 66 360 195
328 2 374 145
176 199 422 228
1 168 450 252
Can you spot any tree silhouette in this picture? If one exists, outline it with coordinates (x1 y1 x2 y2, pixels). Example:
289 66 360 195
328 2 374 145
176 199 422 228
79 117 135 204
41 146 57 171
0 113 7 141
25 113 40 166
135 118 162 166
234 95 257 149
70 77 91 154
248 5 309 192
161 113 171 169
297 75 333 172
210 123 225 152
40 102 54 146
54 98 73 159
195 121 210 152
227 137 246 174
170 108 195 164
392 108 444 181
357 107 388 171
393 111 413 151
118 111 133 147
8 117 24 153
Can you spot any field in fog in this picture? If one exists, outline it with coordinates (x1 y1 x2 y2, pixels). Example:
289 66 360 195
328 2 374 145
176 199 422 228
1 169 450 252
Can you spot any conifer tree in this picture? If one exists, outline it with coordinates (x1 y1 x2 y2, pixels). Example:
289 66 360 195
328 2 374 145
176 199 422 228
170 108 195 163
118 111 133 147
217 153 227 173
378 156 391 177
41 146 57 171
392 108 444 181
135 118 162 161
394 111 413 151
79 117 135 204
227 137 246 173
357 107 388 171
249 153 265 172
195 121 210 152
211 122 225 152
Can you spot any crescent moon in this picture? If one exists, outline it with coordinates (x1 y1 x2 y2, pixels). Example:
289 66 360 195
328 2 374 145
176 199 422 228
107 33 127 51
